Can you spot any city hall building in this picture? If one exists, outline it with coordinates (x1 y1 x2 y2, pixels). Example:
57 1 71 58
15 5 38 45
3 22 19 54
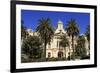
27 20 89 59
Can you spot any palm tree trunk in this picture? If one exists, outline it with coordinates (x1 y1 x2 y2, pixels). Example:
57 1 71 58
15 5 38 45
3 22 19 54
42 35 47 61
42 42 47 61
69 46 71 60
44 35 47 61
72 35 75 60
44 42 46 61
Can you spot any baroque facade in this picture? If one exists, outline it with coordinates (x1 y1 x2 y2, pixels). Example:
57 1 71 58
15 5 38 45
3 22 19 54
27 20 89 59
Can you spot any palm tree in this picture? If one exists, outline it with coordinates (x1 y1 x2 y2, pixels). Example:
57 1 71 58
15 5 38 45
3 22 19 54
59 35 69 59
76 35 87 59
36 18 54 61
85 25 90 48
65 19 79 60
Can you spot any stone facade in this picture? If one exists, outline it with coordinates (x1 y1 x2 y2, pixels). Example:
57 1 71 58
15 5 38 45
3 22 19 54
46 20 77 58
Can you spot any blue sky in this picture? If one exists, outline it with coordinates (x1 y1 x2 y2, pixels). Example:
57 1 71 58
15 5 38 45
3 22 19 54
21 10 90 34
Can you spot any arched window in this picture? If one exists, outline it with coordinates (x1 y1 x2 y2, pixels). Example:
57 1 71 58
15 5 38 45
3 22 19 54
48 52 51 58
58 51 63 58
